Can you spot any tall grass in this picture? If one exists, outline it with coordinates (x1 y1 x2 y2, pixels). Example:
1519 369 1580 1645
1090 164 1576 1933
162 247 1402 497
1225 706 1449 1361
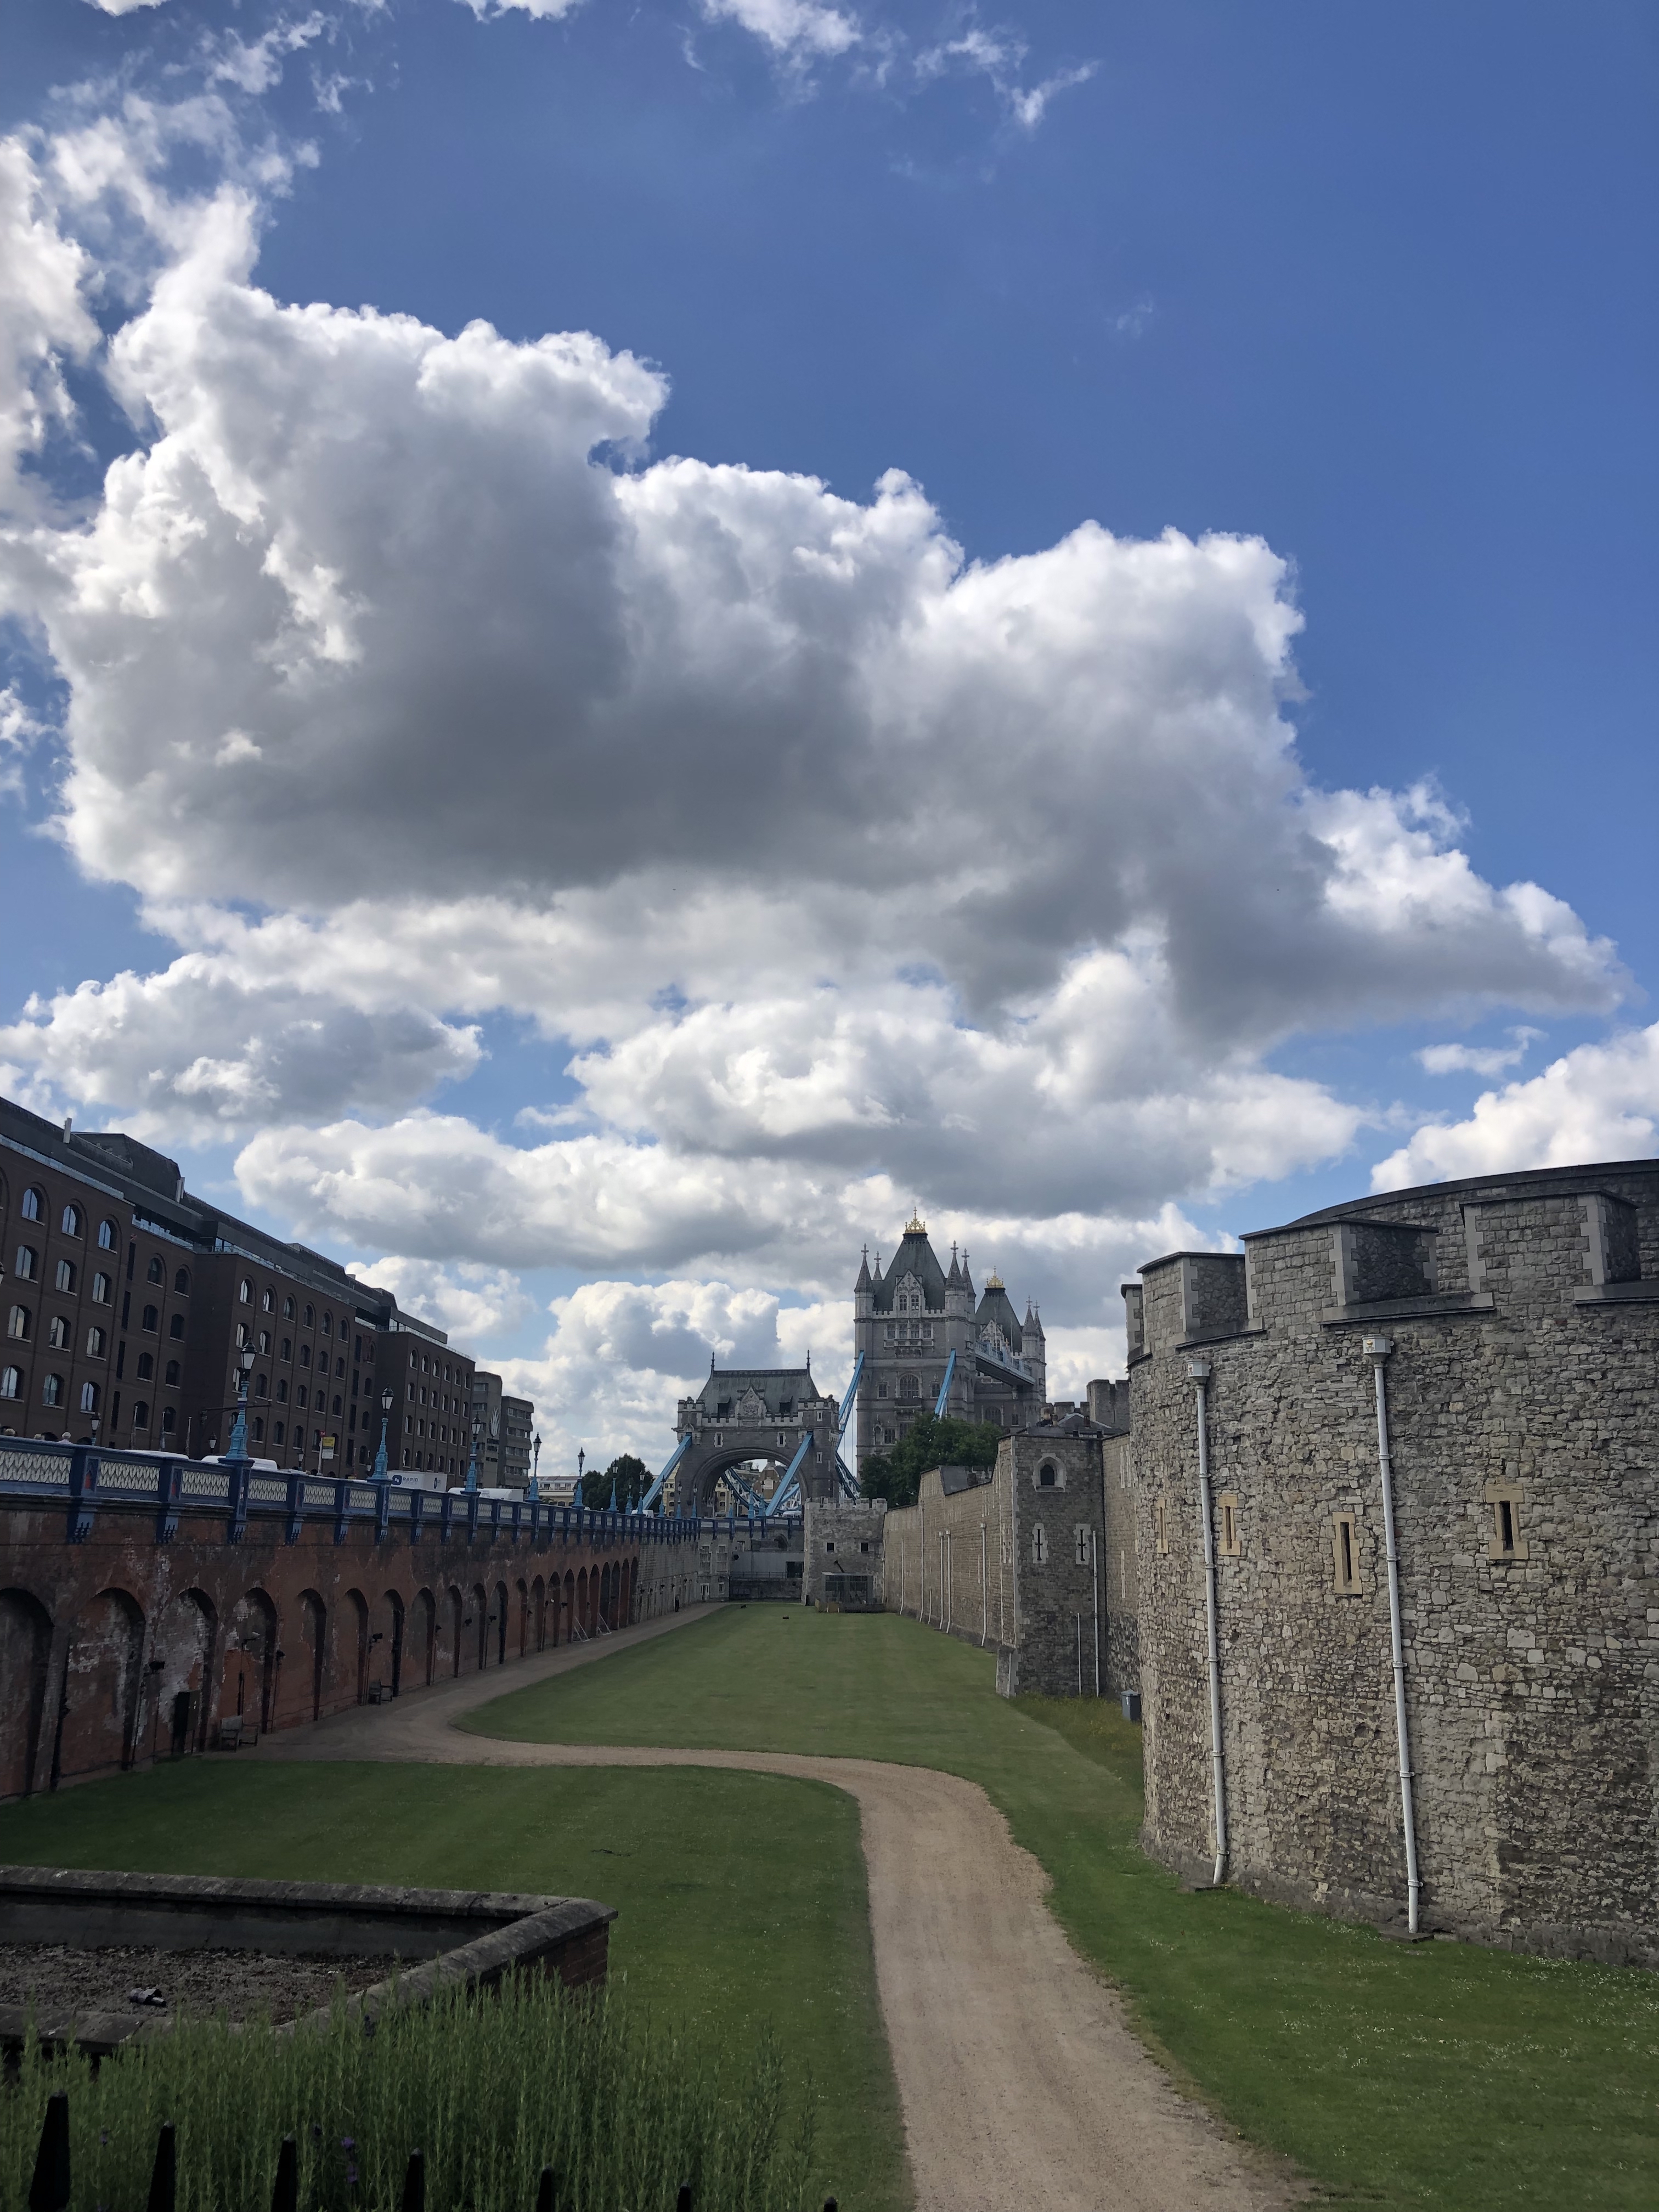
0 1973 816 2211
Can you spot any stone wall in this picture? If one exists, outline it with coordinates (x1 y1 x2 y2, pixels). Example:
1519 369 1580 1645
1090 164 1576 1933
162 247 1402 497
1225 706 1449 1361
802 1500 886 1607
1130 1159 1659 1967
882 1424 1141 1699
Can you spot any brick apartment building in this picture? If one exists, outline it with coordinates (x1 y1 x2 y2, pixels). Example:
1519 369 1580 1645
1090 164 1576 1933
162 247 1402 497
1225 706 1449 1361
0 1097 512 1480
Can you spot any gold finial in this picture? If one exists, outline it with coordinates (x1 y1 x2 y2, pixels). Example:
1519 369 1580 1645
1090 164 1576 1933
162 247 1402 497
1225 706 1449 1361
905 1205 926 1234
985 1268 1005 1290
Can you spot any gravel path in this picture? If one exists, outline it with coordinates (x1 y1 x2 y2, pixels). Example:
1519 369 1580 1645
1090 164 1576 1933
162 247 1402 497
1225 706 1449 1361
268 1613 1298 2212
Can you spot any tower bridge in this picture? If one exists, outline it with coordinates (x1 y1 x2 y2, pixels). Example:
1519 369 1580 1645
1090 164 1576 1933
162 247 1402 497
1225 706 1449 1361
642 1360 861 1518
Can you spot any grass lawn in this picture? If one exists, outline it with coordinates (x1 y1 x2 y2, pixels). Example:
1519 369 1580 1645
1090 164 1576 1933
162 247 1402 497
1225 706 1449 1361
472 1605 1659 2212
0 1757 906 2212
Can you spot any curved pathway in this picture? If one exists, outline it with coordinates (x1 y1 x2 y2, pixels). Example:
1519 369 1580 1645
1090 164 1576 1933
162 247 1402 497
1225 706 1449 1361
270 1616 1297 2212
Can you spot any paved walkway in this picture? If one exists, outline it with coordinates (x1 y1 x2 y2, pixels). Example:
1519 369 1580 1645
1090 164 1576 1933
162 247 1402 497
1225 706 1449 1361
269 1609 1296 2212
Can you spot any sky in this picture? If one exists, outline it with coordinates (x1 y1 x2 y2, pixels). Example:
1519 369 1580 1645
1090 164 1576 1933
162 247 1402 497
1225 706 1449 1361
1 0 1655 1479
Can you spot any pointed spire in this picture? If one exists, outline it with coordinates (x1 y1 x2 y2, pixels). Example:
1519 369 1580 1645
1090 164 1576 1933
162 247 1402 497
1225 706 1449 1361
856 1244 872 1291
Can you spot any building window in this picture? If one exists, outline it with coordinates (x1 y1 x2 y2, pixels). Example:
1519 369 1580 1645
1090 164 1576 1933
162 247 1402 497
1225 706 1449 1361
20 1188 42 1222
1217 1492 1241 1557
280 1337 291 1360
61 1204 82 1237
79 1381 98 1414
1485 1483 1529 1562
262 1286 274 1311
137 1352 154 1380
1031 1525 1048 1565
273 1421 285 1445
14 1246 36 1282
169 1313 185 1340
1037 1460 1061 1490
47 1316 69 1350
174 1267 190 1294
54 1260 75 1294
165 1359 180 1386
300 1344 312 1368
42 1373 64 1407
238 1278 251 1303
297 1385 308 1410
303 1304 314 1327
143 1304 159 1332
0 1366 19 1400
7 1306 29 1341
132 1400 149 1429
1332 1513 1360 1593
160 1405 176 1434
148 1256 163 1284
899 1374 919 1400
92 1272 110 1304
276 1379 289 1403
256 1375 269 1400
86 1325 105 1357
322 1312 332 1336
252 1417 265 1441
258 1330 270 1354
98 1219 117 1250
283 1295 295 1319
1155 1498 1169 1554
332 1394 342 1417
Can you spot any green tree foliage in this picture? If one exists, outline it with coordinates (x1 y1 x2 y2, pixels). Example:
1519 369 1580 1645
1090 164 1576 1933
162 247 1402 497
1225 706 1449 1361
859 1414 1002 1508
580 1452 651 1510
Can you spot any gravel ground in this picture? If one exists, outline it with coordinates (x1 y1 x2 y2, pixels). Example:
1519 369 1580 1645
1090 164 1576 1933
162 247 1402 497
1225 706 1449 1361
0 1944 395 2023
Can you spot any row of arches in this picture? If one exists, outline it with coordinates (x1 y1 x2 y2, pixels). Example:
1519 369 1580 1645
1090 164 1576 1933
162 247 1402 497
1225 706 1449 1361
0 1553 643 1798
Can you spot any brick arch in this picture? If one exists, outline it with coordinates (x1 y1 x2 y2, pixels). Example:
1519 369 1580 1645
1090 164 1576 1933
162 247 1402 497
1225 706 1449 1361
531 1574 546 1652
446 1584 464 1678
0 1588 52 1798
340 1588 370 1704
287 1589 326 1724
410 1587 437 1686
155 1587 218 1756
227 1585 279 1732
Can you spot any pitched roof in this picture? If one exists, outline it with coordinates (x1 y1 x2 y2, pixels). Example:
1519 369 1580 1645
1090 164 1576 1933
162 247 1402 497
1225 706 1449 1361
871 1224 948 1312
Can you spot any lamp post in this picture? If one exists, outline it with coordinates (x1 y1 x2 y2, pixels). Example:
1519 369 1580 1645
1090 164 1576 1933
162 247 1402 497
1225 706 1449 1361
577 1444 585 1509
529 1431 541 1502
225 1347 256 1462
466 1415 481 1493
372 1388 393 1481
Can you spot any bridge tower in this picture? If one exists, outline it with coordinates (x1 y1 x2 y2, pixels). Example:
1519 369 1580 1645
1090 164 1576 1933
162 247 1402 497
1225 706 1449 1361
663 1361 843 1516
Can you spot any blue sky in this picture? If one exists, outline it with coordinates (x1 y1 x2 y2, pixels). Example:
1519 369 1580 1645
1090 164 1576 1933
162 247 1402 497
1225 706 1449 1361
1 1 1654 1469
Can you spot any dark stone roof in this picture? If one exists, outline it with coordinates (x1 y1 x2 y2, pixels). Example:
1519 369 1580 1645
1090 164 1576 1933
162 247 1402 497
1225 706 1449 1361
693 1367 829 1418
871 1226 948 1313
974 1282 1024 1350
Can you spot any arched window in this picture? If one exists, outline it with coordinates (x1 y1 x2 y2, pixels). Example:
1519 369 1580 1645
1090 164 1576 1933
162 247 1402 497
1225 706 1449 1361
276 1378 289 1403
160 1405 176 1434
7 1306 29 1341
14 1247 36 1281
20 1188 42 1222
147 1256 163 1284
283 1295 295 1319
61 1204 82 1236
137 1352 154 1380
168 1313 185 1340
303 1304 314 1327
273 1420 286 1446
174 1267 190 1294
239 1278 253 1304
92 1272 110 1304
899 1374 919 1400
86 1326 105 1357
331 1393 342 1417
165 1359 180 1386
132 1401 150 1429
54 1260 75 1294
322 1312 333 1336
235 1321 249 1350
296 1385 309 1411
47 1317 69 1350
252 1417 265 1442
300 1344 312 1368
280 1336 291 1360
261 1286 273 1311
0 1367 19 1400
42 1373 64 1407
256 1374 268 1399
142 1304 159 1332
1037 1462 1058 1489
79 1381 98 1414
99 1219 117 1250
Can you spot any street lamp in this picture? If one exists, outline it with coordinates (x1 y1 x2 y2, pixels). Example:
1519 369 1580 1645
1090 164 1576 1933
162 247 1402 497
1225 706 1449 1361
466 1415 482 1493
528 1431 542 1502
372 1388 394 1482
225 1347 256 1462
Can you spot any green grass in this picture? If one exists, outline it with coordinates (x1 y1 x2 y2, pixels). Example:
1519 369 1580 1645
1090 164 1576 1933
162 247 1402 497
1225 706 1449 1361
4 1975 813 2212
471 1606 1659 2212
0 1758 904 2212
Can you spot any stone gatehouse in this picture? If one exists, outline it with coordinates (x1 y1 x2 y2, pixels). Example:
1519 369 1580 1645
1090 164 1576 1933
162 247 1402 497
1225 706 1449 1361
1127 1159 1659 1967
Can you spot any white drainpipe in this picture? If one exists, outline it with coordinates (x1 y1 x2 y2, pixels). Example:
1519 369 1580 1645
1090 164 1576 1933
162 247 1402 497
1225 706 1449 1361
1364 1335 1421 1936
1187 1357 1227 1887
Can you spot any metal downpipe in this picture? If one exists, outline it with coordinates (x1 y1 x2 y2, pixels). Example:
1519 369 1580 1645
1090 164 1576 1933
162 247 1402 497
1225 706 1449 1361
1365 1336 1421 1936
1188 1359 1227 1888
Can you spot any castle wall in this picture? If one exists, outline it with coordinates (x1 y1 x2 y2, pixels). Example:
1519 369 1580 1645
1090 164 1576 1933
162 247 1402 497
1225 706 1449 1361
802 1500 886 1607
1130 1163 1659 1967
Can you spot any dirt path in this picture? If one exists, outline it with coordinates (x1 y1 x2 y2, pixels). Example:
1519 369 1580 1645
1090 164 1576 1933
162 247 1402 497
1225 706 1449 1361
269 1615 1295 2212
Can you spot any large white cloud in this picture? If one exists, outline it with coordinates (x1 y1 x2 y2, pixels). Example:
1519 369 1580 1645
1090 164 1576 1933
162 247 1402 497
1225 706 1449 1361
1374 1025 1659 1192
0 77 1637 1408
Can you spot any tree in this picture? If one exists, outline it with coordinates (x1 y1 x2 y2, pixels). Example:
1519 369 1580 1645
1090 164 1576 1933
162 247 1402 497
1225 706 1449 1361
859 1414 1002 1509
580 1452 651 1510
